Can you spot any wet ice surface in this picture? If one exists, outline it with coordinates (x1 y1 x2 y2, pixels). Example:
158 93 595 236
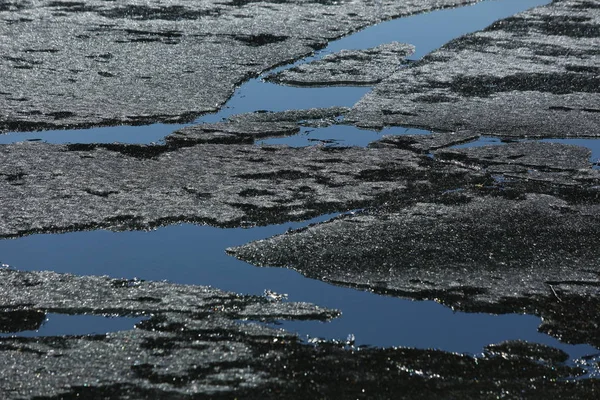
1 0 597 361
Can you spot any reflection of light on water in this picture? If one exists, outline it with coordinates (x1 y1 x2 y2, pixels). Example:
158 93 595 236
2 215 597 357
444 136 600 171
0 0 552 145
540 138 600 170
0 0 596 366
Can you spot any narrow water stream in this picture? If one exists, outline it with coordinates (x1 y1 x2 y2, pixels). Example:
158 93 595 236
1 0 598 364
449 137 600 168
1 218 596 358
0 0 554 146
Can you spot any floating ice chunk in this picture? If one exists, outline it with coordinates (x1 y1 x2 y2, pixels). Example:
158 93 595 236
263 289 288 302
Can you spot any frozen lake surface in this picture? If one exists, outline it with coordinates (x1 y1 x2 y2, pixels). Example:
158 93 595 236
1 0 598 363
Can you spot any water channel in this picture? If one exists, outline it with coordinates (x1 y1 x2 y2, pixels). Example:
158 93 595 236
1 0 598 364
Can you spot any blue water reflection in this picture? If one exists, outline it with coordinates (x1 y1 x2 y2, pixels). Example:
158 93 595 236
323 0 550 60
0 220 596 357
258 125 431 147
450 136 600 168
541 138 600 168
0 0 596 360
0 0 551 144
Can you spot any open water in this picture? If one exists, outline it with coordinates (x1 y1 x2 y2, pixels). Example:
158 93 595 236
2 0 598 363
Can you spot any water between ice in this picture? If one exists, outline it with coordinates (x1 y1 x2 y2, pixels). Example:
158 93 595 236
0 0 553 146
1 0 597 361
0 217 596 359
450 137 600 168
